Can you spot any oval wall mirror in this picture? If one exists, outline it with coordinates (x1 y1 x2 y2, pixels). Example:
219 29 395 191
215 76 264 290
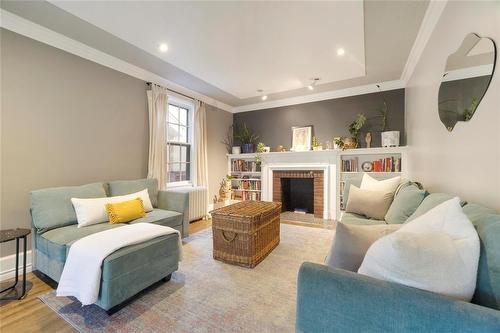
438 33 496 131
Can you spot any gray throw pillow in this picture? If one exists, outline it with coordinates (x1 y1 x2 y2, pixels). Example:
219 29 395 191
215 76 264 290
345 185 394 220
385 184 426 224
325 222 401 272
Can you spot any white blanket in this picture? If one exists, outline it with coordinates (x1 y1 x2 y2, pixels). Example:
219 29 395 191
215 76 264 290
57 223 181 306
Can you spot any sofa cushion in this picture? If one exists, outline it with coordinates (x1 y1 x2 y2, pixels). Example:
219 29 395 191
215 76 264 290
108 179 159 208
345 185 394 220
385 184 427 224
341 212 385 226
470 212 500 310
31 183 107 233
406 193 456 222
463 203 497 224
128 209 183 229
325 223 401 272
37 222 124 262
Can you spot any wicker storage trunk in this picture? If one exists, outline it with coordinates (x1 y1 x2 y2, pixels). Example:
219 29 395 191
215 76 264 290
211 201 281 268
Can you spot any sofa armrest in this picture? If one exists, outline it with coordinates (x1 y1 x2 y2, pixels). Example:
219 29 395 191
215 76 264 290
296 262 500 333
157 190 189 238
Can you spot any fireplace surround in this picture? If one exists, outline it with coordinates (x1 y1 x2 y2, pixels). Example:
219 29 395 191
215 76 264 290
272 170 324 218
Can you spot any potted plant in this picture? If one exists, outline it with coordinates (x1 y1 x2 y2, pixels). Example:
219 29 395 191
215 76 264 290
255 142 267 162
333 137 344 150
376 84 400 147
345 113 366 149
312 136 323 151
235 123 259 154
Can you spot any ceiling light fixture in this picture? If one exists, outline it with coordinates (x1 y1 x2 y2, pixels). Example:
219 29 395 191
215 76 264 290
257 89 268 101
307 78 320 91
337 48 345 56
159 43 168 53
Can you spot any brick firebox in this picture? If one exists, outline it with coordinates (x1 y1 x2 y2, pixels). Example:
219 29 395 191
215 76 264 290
272 170 324 218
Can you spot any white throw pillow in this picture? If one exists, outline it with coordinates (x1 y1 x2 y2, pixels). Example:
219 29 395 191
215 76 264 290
360 173 401 193
71 189 153 227
358 197 479 301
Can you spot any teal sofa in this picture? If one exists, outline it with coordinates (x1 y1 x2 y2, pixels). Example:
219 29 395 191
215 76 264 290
31 178 188 311
297 184 500 332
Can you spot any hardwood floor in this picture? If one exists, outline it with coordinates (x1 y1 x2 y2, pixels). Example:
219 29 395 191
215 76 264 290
0 220 213 333
0 218 325 332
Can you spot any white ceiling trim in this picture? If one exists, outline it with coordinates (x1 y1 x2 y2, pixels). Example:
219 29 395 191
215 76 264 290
0 9 233 112
400 0 448 84
232 80 405 113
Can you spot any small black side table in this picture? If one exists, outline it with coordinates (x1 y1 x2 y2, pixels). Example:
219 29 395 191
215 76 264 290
0 228 30 300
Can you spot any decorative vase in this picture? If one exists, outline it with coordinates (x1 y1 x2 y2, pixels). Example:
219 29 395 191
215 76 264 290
381 131 400 147
241 143 254 154
232 146 241 154
343 137 358 149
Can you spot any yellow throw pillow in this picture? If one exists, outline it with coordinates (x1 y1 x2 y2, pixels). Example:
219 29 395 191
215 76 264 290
106 198 146 224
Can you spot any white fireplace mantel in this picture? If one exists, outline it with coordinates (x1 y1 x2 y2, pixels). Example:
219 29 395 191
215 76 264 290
262 162 336 220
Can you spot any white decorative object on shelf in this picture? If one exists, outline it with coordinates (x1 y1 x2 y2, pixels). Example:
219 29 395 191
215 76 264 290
232 146 241 154
381 131 400 147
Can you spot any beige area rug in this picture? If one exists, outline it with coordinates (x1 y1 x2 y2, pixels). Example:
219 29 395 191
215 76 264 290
40 223 335 332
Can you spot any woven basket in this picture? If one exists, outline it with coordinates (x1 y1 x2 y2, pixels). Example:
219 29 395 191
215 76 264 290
211 201 281 268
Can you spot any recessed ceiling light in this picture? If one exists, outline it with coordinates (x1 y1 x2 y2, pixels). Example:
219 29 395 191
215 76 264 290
159 43 168 53
337 48 345 56
261 95 268 101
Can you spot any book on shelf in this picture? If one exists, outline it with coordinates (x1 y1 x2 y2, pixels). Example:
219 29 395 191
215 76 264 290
341 157 359 172
372 157 401 172
231 191 261 201
231 179 261 191
341 156 401 172
231 159 261 172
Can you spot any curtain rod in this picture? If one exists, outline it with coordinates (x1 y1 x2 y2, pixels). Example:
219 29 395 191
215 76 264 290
146 82 194 101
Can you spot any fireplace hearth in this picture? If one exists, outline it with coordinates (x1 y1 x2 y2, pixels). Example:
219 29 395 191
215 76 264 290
272 170 324 218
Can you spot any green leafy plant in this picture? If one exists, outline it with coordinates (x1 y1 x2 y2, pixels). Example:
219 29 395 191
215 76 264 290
348 113 367 140
312 136 320 148
333 137 344 150
234 123 259 145
255 142 266 162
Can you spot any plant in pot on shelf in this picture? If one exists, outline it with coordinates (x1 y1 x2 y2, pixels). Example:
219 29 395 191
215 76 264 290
312 136 323 151
346 113 366 149
235 123 259 154
375 84 400 147
255 142 267 162
221 124 240 154
333 137 344 150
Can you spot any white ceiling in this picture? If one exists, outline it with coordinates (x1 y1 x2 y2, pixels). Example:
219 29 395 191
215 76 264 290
49 1 366 99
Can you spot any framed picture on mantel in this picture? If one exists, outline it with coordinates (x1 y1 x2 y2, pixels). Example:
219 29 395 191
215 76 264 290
291 125 312 152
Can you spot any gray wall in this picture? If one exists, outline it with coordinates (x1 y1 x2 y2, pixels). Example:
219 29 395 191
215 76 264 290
406 1 499 211
233 89 405 149
1 29 149 256
0 29 233 258
206 105 233 201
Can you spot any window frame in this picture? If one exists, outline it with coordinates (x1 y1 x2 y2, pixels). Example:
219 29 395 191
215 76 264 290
166 95 194 188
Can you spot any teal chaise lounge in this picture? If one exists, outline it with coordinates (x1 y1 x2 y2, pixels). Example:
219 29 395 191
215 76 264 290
296 186 500 332
30 178 188 311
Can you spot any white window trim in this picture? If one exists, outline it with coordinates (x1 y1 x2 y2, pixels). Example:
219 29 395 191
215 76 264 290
166 94 195 188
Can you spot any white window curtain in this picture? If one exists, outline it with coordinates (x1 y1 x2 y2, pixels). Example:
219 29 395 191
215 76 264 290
194 100 209 188
146 84 169 190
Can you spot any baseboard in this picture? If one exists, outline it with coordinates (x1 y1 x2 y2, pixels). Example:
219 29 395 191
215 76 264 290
0 250 33 281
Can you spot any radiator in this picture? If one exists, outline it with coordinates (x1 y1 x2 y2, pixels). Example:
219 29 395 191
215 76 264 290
169 186 208 222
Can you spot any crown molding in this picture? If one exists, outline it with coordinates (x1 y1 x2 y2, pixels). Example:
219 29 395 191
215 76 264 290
400 0 448 84
0 9 233 112
232 80 405 113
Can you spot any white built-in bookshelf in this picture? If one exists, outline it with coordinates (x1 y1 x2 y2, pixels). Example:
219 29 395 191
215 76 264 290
337 147 407 213
227 153 262 201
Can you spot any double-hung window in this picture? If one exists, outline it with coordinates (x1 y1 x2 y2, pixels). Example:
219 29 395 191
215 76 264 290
166 100 192 185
